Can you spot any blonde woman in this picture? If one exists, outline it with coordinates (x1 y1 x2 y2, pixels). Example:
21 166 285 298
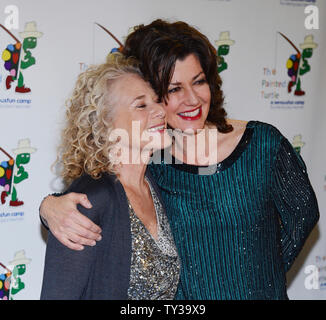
40 54 180 300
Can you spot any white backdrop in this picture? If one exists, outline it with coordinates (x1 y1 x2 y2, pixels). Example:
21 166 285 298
0 0 325 300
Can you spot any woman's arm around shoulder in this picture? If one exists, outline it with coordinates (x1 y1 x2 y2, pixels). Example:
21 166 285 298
40 174 113 299
39 177 103 250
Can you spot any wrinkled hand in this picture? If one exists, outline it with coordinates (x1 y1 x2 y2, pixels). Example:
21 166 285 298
40 193 102 250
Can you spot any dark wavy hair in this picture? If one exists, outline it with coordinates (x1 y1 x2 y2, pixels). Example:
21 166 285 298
122 19 233 133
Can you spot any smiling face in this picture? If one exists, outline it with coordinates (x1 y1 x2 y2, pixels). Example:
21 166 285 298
164 54 211 133
111 73 170 156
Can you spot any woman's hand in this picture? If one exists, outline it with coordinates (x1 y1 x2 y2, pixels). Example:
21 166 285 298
40 193 102 250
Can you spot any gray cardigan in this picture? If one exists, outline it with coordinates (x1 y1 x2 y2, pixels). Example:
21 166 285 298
40 169 163 300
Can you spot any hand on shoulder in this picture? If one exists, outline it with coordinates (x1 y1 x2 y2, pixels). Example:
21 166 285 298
40 190 102 251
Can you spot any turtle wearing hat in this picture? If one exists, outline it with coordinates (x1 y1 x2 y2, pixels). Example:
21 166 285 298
8 250 31 298
2 21 43 93
2 139 37 207
285 34 318 96
215 31 235 73
292 135 305 155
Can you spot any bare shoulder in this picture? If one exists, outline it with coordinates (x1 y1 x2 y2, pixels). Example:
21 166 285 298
226 119 249 132
216 119 249 162
222 119 249 140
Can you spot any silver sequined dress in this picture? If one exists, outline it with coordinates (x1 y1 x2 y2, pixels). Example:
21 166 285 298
127 178 180 300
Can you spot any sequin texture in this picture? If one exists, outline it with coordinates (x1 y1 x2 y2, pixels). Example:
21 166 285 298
127 178 180 300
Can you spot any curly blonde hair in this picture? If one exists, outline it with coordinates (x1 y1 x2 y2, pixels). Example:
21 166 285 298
57 53 142 184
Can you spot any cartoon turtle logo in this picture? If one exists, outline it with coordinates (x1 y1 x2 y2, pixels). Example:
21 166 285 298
279 32 318 96
292 135 305 154
0 139 37 207
7 250 31 299
1 21 43 93
215 31 235 73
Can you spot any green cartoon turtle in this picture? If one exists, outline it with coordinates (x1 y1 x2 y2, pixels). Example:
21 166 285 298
280 33 318 96
8 250 31 299
215 31 235 73
0 139 37 207
1 21 43 93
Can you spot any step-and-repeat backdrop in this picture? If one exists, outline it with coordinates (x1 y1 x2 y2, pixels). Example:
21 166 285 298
0 0 325 300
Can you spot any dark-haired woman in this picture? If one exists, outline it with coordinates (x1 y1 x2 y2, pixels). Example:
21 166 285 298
40 20 319 300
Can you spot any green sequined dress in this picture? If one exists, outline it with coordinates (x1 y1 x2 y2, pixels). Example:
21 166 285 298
149 121 319 300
